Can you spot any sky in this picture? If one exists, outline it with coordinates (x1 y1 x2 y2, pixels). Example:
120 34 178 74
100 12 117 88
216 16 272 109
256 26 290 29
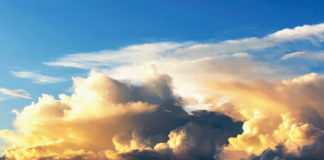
1 1 324 160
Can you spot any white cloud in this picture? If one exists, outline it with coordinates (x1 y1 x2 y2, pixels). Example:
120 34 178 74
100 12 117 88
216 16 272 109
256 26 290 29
44 42 184 69
175 23 324 56
44 23 324 70
0 88 32 99
11 71 67 84
268 23 324 40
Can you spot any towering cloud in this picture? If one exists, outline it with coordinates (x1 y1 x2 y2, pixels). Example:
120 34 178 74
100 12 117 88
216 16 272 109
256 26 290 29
0 69 243 160
3 67 324 160
205 73 324 160
3 65 324 160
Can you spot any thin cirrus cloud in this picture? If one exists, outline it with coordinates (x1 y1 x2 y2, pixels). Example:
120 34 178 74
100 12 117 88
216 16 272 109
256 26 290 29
10 71 67 84
0 88 32 99
43 23 324 69
281 51 324 61
44 42 184 69
280 51 306 60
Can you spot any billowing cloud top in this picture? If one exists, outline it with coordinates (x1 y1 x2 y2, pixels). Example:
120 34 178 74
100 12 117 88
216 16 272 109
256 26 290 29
0 70 244 160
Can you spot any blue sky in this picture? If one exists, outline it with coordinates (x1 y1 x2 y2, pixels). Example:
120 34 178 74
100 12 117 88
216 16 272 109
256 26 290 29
1 0 324 149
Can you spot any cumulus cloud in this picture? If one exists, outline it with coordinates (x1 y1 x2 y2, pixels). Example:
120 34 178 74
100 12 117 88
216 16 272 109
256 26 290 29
11 71 67 84
268 23 324 40
0 70 165 159
0 70 244 160
0 88 31 99
3 68 324 160
244 132 324 160
203 73 324 160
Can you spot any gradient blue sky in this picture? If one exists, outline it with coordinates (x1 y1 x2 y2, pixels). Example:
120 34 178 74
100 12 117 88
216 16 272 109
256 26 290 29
1 0 324 144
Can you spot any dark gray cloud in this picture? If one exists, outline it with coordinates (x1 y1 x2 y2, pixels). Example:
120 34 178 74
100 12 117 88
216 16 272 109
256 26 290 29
119 106 244 160
298 106 324 130
18 103 243 160
91 73 177 105
117 149 173 160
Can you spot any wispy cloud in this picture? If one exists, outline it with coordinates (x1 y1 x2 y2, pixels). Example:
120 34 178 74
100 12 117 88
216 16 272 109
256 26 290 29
10 71 67 84
281 52 306 60
0 88 32 99
174 23 324 55
43 23 324 69
281 51 324 61
44 42 183 69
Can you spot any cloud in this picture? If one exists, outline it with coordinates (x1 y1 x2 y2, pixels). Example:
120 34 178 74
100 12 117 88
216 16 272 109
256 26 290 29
103 55 291 105
175 23 324 56
243 133 324 160
281 51 306 60
0 88 31 99
44 23 324 70
41 23 324 105
281 51 324 61
268 23 324 40
3 69 324 160
232 52 251 57
203 73 324 160
44 42 184 69
3 23 324 160
10 71 67 84
0 70 244 160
